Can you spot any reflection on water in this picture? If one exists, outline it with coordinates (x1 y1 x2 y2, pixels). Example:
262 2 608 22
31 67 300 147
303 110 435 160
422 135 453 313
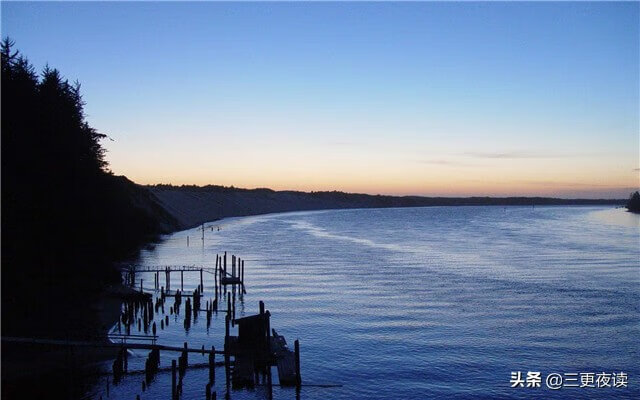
89 206 639 399
589 207 640 228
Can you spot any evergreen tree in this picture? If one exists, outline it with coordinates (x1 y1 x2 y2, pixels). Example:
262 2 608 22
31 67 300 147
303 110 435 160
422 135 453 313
627 191 640 213
2 38 172 339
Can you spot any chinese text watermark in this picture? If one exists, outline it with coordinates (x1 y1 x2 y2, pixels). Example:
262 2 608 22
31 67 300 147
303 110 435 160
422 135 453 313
510 371 628 390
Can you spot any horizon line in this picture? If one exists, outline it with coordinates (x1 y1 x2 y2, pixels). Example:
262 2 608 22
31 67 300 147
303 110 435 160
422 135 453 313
139 180 635 201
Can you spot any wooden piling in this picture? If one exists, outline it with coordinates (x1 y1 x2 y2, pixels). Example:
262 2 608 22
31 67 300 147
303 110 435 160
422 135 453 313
181 270 184 291
294 340 301 387
209 346 215 383
266 311 271 353
224 314 230 352
171 360 177 400
224 314 231 387
267 365 273 400
183 342 188 366
200 268 203 291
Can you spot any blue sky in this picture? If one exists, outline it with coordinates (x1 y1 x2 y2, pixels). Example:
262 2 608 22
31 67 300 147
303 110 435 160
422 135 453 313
2 1 638 197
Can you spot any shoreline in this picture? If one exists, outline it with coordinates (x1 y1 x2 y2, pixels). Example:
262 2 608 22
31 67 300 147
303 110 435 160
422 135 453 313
147 183 627 231
165 203 627 233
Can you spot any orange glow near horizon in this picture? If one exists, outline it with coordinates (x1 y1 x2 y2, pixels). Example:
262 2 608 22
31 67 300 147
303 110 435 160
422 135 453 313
106 140 638 199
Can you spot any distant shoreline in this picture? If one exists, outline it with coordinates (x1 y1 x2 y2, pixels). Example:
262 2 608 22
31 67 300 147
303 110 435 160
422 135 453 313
144 183 626 231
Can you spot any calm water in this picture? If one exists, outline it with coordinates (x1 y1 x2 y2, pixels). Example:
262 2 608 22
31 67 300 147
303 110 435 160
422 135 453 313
89 206 639 399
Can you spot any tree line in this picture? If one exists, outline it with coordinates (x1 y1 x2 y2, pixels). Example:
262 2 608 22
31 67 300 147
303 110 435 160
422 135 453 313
1 38 172 337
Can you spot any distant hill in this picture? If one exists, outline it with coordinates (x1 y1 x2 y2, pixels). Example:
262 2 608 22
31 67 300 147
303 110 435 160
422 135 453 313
147 184 625 230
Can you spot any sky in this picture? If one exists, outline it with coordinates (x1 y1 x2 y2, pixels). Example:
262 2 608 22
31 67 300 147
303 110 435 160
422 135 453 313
2 1 638 198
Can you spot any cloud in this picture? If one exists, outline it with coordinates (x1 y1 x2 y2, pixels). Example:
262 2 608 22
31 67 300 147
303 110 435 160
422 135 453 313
463 151 562 159
418 159 476 167
519 180 624 188
462 150 596 159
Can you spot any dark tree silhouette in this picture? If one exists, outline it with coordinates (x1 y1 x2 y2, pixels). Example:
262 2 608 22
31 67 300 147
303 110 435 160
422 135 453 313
627 191 640 213
1 38 174 342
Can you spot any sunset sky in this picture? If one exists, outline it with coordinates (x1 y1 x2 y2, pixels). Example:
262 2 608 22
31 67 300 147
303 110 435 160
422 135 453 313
2 2 638 198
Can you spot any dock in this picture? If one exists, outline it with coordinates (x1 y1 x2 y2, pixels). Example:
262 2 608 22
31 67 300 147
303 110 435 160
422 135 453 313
4 251 306 400
225 301 301 388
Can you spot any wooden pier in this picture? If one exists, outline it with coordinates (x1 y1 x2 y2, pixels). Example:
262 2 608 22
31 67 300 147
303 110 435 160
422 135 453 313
123 251 246 294
4 251 305 399
130 251 303 395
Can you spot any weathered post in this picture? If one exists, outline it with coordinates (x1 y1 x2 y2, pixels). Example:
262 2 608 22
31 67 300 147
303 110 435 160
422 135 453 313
294 340 301 388
266 311 271 354
225 314 230 349
224 314 231 388
183 342 188 367
232 291 236 320
171 359 177 399
181 270 184 291
209 346 216 383
267 365 273 400
259 301 265 315
200 268 203 291
187 236 189 247
140 279 143 293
